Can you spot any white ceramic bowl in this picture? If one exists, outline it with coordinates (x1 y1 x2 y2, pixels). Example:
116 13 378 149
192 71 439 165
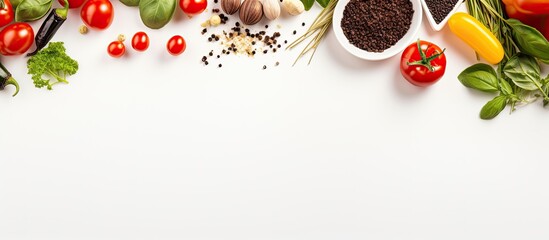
332 0 422 61
421 0 463 31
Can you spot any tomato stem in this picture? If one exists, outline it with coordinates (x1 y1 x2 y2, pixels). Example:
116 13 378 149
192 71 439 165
406 39 445 72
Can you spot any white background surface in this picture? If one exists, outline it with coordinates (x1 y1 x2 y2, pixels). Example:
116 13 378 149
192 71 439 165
1 1 549 239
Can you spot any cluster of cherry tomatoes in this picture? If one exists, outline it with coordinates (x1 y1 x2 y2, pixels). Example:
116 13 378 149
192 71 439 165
0 0 33 56
0 0 196 58
107 32 186 58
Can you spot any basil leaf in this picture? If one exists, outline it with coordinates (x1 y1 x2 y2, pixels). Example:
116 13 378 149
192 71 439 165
508 19 549 60
458 63 499 92
499 78 514 96
301 0 314 10
121 0 140 6
316 0 329 8
503 53 542 91
480 95 508 120
139 0 176 29
11 0 23 9
15 0 52 22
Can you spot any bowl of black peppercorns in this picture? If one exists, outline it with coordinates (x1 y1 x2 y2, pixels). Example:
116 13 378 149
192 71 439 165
333 0 422 60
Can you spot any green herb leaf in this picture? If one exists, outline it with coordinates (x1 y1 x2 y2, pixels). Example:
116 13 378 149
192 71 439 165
139 0 176 29
316 0 329 8
11 0 23 9
499 78 513 96
120 0 140 6
507 19 549 61
457 63 499 92
503 53 542 91
15 0 52 22
480 95 508 120
27 42 78 90
301 0 314 10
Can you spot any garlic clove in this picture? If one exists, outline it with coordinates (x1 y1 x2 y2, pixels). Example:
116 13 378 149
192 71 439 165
262 0 281 20
282 0 304 16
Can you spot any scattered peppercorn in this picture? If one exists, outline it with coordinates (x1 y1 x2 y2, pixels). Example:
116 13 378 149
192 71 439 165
218 64 222 67
293 30 297 35
262 65 267 69
302 22 305 26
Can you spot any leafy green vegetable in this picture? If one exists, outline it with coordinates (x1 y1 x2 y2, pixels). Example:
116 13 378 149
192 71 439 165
301 0 314 10
503 54 542 91
15 0 52 22
507 19 549 61
120 0 140 7
139 0 176 29
480 95 508 120
27 42 78 90
316 0 329 8
458 63 499 92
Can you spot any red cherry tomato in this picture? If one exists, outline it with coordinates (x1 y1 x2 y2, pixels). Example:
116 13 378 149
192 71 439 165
0 0 14 28
179 0 207 16
81 0 114 30
0 22 34 56
400 40 446 87
108 41 125 58
58 0 86 8
131 31 149 51
167 35 186 56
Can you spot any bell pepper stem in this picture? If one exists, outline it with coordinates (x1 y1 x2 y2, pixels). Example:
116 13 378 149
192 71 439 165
0 0 5 10
5 77 20 97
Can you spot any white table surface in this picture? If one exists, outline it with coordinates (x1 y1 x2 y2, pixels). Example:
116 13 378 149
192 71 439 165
1 2 549 239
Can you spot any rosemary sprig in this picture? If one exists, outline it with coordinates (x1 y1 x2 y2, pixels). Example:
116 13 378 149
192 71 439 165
287 0 338 66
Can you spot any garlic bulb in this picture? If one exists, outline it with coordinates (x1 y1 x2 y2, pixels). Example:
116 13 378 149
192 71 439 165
282 0 304 16
239 0 263 25
262 0 281 20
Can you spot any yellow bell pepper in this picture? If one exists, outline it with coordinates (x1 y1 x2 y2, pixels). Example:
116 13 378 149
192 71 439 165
448 12 505 65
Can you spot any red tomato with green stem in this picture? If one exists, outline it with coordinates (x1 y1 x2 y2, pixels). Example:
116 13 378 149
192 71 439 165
108 40 125 58
132 32 149 51
0 0 14 28
58 0 86 8
179 0 207 16
0 22 34 56
81 0 114 30
400 40 446 87
167 35 186 56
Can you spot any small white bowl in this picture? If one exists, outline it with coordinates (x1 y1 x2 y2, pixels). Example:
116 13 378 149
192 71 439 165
421 0 463 31
332 0 422 61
